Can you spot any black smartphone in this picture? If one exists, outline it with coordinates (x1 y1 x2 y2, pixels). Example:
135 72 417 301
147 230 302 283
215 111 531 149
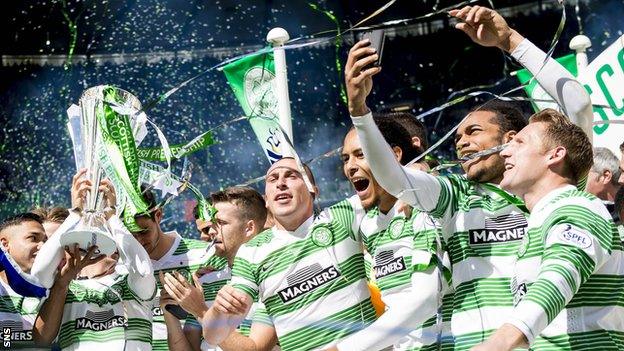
361 29 385 68
165 304 188 320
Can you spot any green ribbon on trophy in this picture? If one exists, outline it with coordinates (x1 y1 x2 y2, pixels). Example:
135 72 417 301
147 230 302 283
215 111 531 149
96 86 150 231
136 130 216 161
186 183 218 222
139 159 216 223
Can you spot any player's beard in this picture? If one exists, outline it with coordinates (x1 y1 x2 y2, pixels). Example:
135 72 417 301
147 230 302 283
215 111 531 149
468 158 506 184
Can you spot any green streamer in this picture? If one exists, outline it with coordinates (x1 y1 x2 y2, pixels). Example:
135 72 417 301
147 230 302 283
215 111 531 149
60 0 84 70
308 2 347 106
186 183 218 223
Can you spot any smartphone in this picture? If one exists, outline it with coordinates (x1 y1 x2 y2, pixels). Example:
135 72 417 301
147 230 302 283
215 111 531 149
361 29 385 68
165 304 188 319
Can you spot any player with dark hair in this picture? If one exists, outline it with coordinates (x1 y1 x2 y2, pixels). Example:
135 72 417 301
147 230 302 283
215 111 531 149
30 170 155 350
160 186 279 351
0 212 48 350
344 5 592 349
379 112 429 154
201 111 450 351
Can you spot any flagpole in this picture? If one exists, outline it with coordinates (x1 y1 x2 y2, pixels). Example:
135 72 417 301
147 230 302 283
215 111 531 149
267 28 294 149
569 35 591 75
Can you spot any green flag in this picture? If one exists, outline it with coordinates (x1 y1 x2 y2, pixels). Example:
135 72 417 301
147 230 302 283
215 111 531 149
515 54 577 112
222 52 291 164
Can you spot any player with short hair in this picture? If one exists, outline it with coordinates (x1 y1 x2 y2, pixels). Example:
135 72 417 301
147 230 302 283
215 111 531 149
344 5 593 349
472 109 624 350
0 212 48 350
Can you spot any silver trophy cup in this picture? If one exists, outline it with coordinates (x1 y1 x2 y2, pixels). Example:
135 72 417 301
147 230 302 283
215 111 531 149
61 86 142 256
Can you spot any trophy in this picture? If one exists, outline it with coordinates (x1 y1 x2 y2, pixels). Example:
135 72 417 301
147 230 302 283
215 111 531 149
62 86 142 256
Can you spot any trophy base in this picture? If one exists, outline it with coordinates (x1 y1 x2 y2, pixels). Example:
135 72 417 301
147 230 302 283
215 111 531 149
60 229 117 256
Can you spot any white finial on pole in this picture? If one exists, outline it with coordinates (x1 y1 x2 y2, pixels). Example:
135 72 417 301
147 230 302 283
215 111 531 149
267 27 293 146
569 34 592 75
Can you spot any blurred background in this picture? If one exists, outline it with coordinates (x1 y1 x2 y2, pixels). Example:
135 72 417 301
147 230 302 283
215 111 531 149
1 0 623 237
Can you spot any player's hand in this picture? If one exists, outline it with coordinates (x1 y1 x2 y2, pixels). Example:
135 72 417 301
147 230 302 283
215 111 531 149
213 285 250 316
99 178 117 220
345 39 381 117
449 6 523 53
160 271 209 320
70 169 91 212
397 201 413 219
159 287 176 310
195 265 216 277
57 244 105 287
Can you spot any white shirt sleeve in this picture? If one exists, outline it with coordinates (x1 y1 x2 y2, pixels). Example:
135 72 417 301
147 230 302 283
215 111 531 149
511 38 593 140
108 215 156 301
335 266 441 351
351 113 442 212
30 212 81 288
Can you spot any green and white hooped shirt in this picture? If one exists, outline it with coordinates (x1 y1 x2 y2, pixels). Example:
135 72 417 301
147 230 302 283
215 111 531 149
230 197 376 351
360 203 453 350
57 271 154 351
190 265 275 351
352 35 596 350
0 278 45 351
424 175 528 350
508 186 624 349
151 232 227 351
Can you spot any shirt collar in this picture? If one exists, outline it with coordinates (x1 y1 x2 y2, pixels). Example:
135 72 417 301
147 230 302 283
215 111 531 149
274 215 314 239
532 184 576 214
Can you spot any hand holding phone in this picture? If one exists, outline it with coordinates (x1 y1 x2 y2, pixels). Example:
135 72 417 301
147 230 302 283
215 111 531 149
360 29 385 68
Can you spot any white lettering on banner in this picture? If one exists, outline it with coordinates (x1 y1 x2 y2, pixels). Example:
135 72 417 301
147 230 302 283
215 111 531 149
579 35 624 157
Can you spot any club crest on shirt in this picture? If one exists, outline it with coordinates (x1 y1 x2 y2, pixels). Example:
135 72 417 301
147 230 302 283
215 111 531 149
311 225 333 247
388 217 405 240
105 284 124 303
517 232 530 257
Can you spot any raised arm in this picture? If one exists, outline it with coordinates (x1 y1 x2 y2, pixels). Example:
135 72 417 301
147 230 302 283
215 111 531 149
33 245 103 346
449 5 593 139
33 170 105 345
344 40 443 212
108 214 156 299
31 169 89 288
100 178 155 300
